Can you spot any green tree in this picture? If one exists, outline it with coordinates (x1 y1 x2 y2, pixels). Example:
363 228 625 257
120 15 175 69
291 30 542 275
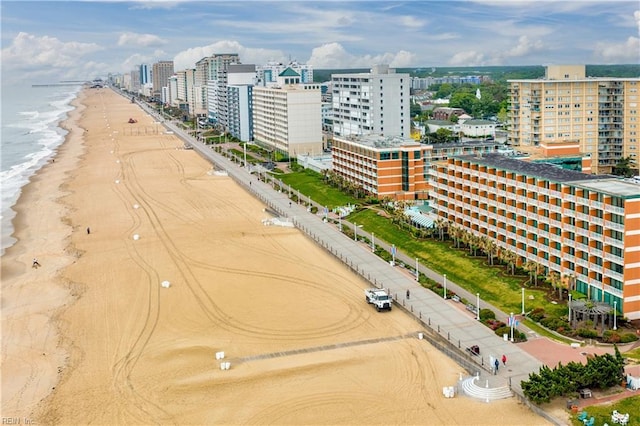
612 156 637 178
410 101 422 117
431 128 453 144
449 91 477 114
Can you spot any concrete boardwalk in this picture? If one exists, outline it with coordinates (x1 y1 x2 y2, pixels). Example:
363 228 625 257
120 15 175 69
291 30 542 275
139 103 546 402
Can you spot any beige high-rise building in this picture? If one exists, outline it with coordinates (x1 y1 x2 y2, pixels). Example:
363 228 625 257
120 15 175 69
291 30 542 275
152 60 174 97
508 65 639 174
252 68 322 157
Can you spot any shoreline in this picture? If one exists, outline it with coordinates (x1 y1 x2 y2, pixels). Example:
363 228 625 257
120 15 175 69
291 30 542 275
2 87 549 424
1 90 87 418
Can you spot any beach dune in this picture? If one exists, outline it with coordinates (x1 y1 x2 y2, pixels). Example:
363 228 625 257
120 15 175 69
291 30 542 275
1 88 548 424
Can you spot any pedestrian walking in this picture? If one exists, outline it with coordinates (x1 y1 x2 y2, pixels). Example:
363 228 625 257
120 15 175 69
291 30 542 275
289 201 292 208
32 258 41 268
87 227 91 235
502 354 507 366
406 289 410 299
494 358 499 374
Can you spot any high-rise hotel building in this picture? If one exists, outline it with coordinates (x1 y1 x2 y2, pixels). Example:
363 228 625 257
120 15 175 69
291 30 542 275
508 65 639 174
152 60 175 98
430 153 640 320
202 53 240 124
332 65 411 138
252 68 323 157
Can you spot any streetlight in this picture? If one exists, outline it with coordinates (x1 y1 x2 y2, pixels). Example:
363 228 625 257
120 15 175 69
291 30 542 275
476 293 480 320
613 300 617 331
392 245 396 266
521 287 525 315
354 222 358 241
568 293 572 326
243 143 247 168
371 232 375 252
510 312 515 342
415 258 419 281
443 274 447 299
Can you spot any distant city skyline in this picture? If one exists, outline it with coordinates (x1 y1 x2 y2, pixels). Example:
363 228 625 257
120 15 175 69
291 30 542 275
1 1 638 85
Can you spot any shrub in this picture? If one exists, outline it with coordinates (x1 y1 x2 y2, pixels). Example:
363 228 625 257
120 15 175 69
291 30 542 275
529 307 546 322
620 333 639 343
577 328 598 338
479 308 496 321
602 330 621 344
541 317 568 331
484 319 506 331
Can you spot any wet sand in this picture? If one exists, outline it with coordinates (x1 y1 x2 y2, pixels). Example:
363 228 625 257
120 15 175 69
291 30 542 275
1 88 549 424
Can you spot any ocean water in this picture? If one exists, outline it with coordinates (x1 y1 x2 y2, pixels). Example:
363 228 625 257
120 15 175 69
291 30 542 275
1 83 82 256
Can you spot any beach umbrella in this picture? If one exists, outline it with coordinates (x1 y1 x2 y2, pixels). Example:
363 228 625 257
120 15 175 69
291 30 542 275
133 234 140 240
161 280 171 288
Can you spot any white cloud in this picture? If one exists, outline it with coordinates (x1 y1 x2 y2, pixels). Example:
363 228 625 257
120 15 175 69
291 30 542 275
172 41 286 71
449 50 486 66
117 32 167 48
306 42 416 69
1 32 102 76
505 35 544 58
399 15 426 29
594 36 640 63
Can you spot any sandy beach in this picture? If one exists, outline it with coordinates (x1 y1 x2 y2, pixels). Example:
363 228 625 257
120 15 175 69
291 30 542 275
1 88 549 425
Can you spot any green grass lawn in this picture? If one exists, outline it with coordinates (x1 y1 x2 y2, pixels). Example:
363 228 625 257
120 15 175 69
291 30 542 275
347 208 567 320
569 395 640 425
278 170 359 209
625 347 640 362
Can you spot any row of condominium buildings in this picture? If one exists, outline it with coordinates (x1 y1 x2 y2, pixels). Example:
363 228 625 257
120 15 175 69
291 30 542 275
113 61 639 320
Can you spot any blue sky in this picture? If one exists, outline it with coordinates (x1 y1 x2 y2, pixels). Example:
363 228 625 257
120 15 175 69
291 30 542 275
1 1 638 84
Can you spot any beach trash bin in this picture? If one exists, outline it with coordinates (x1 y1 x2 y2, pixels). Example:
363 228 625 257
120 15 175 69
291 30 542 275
503 333 508 341
566 399 576 409
418 332 424 340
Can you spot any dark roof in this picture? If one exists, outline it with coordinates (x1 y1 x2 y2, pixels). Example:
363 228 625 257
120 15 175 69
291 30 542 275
279 67 300 77
454 153 614 183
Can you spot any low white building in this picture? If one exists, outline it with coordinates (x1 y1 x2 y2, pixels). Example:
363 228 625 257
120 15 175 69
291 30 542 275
460 119 496 137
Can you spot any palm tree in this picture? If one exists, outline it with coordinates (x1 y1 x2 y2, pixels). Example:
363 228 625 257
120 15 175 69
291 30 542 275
483 238 498 265
449 225 462 248
505 250 518 275
434 217 446 241
523 260 541 286
547 271 563 301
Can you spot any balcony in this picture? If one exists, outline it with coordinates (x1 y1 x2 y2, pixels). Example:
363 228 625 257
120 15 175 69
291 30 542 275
604 251 622 262
605 221 625 232
605 236 624 248
603 284 623 298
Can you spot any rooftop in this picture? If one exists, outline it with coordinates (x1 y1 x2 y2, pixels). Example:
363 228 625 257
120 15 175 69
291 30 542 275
573 180 640 199
338 134 420 149
279 67 300 77
455 153 613 183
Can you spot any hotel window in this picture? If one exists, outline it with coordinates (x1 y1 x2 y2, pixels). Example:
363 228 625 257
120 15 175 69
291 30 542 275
611 197 624 208
611 213 624 225
610 246 623 257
